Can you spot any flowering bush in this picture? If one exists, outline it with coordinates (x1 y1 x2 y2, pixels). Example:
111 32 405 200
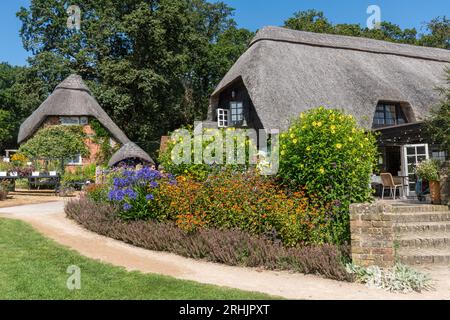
278 107 378 243
158 127 255 181
157 169 338 246
105 167 176 221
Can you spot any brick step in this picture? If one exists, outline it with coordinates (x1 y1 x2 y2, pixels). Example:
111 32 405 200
390 205 449 213
397 247 450 266
396 232 450 249
392 212 450 223
394 221 450 234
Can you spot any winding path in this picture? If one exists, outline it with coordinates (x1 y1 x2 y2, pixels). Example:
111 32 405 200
0 201 449 300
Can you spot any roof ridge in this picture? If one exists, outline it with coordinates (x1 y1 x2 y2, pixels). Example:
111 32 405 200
250 26 450 63
55 74 91 93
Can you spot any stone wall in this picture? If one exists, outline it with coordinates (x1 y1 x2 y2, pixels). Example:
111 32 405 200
349 203 395 268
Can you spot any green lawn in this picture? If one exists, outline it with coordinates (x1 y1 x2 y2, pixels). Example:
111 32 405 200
0 218 276 300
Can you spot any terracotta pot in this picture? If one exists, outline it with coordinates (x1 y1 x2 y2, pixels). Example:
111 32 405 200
429 180 441 205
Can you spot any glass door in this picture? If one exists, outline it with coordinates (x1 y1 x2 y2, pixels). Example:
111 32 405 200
402 144 429 197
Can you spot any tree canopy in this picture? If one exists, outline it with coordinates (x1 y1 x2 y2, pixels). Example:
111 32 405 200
284 10 449 49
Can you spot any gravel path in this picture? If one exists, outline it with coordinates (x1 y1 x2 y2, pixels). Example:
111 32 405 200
1 201 449 300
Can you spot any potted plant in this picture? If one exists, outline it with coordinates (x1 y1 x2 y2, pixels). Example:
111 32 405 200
416 159 441 204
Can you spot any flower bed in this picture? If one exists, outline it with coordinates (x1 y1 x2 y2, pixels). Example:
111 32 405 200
65 197 352 281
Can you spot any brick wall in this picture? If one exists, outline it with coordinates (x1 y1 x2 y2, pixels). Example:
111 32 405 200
349 203 395 268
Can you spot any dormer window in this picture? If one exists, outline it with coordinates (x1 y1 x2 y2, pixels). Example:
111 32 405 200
373 103 408 128
230 101 244 125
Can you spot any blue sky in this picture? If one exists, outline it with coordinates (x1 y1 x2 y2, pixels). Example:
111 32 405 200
1 0 449 66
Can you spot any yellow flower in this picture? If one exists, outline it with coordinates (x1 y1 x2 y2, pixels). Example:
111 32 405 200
290 133 295 139
319 168 325 174
293 139 298 144
348 137 353 142
331 130 336 134
336 143 343 149
281 150 286 156
306 146 311 151
282 144 287 149
312 121 318 127
300 113 305 119
317 121 322 127
330 125 336 131
302 125 307 130
365 137 369 142
352 128 357 133
281 133 287 138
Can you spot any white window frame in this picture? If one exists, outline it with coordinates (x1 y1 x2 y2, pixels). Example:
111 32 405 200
217 109 229 128
67 154 83 166
401 144 429 197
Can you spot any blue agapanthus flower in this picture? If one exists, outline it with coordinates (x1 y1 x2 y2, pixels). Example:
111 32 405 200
123 203 133 211
146 194 155 201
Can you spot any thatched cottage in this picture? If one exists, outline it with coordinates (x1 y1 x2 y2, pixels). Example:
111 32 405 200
18 74 154 168
207 26 450 197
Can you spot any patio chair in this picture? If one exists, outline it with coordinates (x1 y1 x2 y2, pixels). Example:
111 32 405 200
380 173 403 200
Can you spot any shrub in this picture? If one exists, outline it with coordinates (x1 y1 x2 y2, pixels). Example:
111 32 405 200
346 263 434 293
278 107 378 243
84 183 108 203
65 197 352 282
104 166 176 221
98 167 341 246
158 127 255 181
159 169 340 246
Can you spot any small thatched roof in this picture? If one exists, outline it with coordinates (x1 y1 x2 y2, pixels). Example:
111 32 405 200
210 26 450 130
18 74 131 144
108 142 155 167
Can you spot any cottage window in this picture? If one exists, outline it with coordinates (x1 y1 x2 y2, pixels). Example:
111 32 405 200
67 154 82 165
373 103 407 128
60 116 88 125
217 109 229 128
230 101 244 125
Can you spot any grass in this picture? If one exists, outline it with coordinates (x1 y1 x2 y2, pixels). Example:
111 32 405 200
0 218 277 300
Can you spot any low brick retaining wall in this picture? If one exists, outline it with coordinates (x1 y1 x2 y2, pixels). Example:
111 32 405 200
350 203 395 268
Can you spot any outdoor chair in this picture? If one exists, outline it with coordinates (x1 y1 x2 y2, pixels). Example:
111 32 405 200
380 173 403 200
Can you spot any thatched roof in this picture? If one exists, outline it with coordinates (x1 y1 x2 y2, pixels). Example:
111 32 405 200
210 26 450 130
108 142 155 167
18 74 131 144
